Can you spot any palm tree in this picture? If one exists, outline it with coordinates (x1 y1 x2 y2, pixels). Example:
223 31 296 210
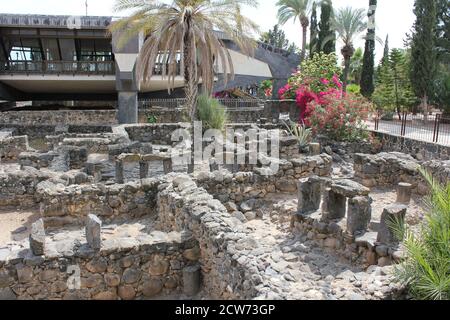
110 0 259 121
333 6 367 92
276 0 312 61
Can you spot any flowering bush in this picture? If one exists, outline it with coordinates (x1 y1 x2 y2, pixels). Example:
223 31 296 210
305 91 371 141
259 79 273 98
278 52 371 141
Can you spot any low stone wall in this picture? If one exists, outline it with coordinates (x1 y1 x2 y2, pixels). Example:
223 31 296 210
196 154 332 205
125 124 190 145
372 131 450 161
36 179 160 228
0 110 118 126
0 124 113 140
354 152 450 194
0 135 30 160
0 231 194 300
157 174 261 299
0 167 52 208
292 212 405 269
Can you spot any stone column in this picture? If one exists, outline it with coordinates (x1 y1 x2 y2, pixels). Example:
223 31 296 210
309 143 321 156
297 177 322 215
209 158 219 172
323 190 347 221
163 158 173 174
377 204 407 244
139 160 149 179
396 182 412 205
115 160 124 184
29 219 45 256
347 196 372 235
183 265 201 296
86 214 102 250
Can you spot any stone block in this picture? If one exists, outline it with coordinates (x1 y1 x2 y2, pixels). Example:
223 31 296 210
139 161 149 179
297 177 321 215
115 160 124 184
377 204 407 244
396 182 412 205
86 214 102 250
309 143 321 156
347 196 372 235
183 265 201 296
323 190 347 221
29 219 46 256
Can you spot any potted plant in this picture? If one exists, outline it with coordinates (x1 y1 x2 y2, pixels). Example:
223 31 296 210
282 119 312 153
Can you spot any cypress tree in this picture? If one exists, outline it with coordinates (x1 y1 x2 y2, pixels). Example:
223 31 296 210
382 35 389 65
360 0 377 98
309 2 319 57
410 0 437 118
318 0 335 54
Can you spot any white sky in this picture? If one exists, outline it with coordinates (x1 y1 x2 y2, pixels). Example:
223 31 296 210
0 0 416 62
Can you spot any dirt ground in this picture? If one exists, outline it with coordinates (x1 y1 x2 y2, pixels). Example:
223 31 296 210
0 208 41 246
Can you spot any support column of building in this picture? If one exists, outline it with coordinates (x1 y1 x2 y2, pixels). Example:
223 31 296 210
112 29 143 124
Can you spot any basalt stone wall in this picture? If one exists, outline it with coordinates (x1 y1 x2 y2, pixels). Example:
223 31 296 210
354 152 450 194
0 231 194 300
156 174 262 299
0 135 30 160
36 179 160 228
0 167 52 208
372 131 450 161
0 124 113 140
0 110 118 126
124 124 190 145
196 154 332 205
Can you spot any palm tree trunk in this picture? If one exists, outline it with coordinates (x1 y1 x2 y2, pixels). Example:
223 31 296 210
301 26 307 61
343 56 351 93
183 23 198 122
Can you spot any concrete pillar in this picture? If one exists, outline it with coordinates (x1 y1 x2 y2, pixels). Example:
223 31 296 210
115 160 124 184
183 265 201 296
86 214 102 250
139 161 149 179
117 91 138 124
347 196 372 235
396 183 412 205
29 219 45 256
377 204 407 244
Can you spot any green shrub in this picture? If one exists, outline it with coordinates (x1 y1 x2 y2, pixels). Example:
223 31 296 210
197 94 228 131
147 115 158 123
346 84 361 95
391 168 450 300
282 119 312 148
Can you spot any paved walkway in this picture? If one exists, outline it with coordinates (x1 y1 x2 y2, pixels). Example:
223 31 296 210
366 120 450 146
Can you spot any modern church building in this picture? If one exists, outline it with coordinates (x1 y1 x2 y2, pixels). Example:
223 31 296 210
0 14 299 123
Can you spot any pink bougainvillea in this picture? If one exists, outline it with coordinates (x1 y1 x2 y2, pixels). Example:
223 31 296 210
279 69 371 141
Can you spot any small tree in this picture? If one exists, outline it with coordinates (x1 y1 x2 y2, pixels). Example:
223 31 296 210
360 0 377 98
410 0 438 120
373 49 417 118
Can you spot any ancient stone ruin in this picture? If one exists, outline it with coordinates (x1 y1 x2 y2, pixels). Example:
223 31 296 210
0 116 448 300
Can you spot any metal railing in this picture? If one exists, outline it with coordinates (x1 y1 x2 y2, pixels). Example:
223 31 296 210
370 112 450 146
0 60 115 75
140 98 263 109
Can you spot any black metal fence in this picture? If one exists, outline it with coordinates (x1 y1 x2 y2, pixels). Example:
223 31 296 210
371 112 450 146
140 98 264 109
